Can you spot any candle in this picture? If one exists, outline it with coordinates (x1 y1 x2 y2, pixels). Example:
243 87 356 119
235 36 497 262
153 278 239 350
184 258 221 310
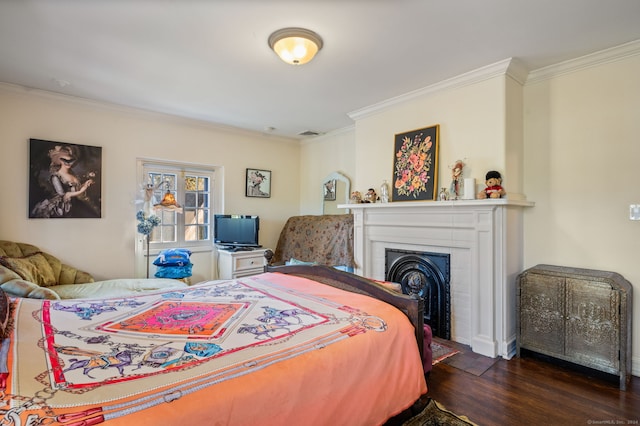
462 178 476 199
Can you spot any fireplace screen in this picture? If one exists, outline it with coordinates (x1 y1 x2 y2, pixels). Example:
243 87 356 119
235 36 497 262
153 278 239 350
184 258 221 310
385 249 451 339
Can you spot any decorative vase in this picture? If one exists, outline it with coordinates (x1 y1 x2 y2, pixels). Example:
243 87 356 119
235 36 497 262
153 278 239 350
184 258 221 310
439 188 448 201
380 180 389 203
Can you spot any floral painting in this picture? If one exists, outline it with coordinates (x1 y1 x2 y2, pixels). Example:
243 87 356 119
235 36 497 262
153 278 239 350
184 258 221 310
392 125 439 201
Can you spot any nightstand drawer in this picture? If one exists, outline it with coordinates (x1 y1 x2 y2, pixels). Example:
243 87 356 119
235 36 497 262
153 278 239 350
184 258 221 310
217 248 269 280
234 256 264 271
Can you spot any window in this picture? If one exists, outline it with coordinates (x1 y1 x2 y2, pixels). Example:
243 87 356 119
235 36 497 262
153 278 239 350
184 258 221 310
139 161 220 251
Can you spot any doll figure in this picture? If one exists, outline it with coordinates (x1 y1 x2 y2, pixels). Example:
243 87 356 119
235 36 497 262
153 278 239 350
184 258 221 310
449 160 464 199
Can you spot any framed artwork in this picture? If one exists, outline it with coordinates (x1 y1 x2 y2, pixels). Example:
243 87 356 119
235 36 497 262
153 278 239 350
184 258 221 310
246 168 271 198
392 124 439 202
323 179 336 201
29 139 102 218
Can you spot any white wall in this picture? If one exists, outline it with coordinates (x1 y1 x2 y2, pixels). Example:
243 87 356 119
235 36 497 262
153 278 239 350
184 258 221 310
0 84 301 282
300 45 640 374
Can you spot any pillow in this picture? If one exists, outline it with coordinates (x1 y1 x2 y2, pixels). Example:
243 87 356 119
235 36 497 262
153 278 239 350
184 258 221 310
0 280 60 299
153 248 192 266
0 252 57 287
154 263 193 279
285 257 317 266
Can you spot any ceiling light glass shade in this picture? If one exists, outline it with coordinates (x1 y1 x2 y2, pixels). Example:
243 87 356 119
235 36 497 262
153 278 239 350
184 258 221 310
268 28 323 65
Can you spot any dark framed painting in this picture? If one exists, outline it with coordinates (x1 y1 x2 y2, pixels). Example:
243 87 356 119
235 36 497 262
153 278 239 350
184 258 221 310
246 168 271 198
29 139 102 218
392 124 439 202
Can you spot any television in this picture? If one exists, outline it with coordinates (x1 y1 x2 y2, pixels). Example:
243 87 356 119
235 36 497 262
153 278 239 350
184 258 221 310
214 215 260 248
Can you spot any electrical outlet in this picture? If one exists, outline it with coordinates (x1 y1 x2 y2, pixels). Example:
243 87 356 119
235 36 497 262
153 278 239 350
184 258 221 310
630 204 640 220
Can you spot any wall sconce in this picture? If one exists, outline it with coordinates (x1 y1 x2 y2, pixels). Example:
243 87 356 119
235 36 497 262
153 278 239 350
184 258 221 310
268 27 323 65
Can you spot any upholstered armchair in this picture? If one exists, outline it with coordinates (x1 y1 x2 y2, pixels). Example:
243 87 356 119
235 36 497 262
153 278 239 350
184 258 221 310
0 241 95 299
264 214 355 271
0 240 187 299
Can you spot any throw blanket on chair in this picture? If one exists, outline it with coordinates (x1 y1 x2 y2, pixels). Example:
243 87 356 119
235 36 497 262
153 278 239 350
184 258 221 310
272 215 354 268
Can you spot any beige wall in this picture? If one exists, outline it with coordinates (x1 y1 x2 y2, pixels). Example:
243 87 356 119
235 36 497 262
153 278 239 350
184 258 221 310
523 53 640 369
299 128 356 215
0 85 301 282
351 75 513 198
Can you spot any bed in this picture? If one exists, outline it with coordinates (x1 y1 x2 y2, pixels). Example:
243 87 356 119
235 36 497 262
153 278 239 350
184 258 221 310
0 265 426 425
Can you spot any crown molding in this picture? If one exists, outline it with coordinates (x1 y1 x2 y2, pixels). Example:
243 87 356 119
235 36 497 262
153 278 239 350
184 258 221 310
526 39 640 84
348 58 519 121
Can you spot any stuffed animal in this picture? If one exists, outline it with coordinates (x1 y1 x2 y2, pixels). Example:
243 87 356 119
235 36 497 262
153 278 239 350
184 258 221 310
478 170 506 199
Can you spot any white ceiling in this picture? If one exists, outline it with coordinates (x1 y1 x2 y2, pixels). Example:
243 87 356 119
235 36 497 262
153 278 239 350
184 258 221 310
1 0 639 140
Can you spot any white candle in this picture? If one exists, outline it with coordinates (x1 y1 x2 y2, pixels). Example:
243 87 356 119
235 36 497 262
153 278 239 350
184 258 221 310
462 178 476 199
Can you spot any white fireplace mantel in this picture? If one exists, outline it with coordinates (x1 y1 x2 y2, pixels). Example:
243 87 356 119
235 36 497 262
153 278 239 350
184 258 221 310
339 198 534 359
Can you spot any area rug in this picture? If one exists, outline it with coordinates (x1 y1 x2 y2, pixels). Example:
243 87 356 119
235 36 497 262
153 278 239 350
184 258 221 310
402 399 477 426
431 340 460 365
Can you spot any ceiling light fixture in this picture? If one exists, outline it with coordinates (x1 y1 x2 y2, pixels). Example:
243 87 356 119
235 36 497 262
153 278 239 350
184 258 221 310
268 27 323 65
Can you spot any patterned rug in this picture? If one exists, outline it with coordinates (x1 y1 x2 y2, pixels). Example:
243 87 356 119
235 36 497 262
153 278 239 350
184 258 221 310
431 340 460 365
402 399 477 426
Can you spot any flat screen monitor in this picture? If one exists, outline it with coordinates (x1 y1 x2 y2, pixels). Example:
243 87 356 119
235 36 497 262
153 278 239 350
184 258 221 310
214 215 260 247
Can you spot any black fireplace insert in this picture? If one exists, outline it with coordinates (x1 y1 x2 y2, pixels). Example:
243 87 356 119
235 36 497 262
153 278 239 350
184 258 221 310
385 249 451 339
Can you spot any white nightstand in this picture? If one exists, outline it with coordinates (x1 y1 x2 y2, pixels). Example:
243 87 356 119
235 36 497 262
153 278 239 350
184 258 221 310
217 248 268 279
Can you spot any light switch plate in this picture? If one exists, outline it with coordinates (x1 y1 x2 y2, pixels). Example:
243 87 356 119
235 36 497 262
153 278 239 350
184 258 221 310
630 204 640 220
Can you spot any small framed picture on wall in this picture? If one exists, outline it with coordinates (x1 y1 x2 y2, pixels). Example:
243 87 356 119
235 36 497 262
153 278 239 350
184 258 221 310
246 168 271 198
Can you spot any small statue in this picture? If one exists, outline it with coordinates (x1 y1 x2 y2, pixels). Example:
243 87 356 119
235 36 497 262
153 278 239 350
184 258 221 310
350 191 362 204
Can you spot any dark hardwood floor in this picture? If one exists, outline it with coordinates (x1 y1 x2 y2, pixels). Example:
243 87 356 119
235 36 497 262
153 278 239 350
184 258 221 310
425 339 640 425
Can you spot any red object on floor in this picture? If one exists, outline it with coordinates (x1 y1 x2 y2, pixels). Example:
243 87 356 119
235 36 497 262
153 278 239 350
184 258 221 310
423 324 433 373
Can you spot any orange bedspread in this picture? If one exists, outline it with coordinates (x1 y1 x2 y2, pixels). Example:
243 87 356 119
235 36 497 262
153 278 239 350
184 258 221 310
0 272 426 425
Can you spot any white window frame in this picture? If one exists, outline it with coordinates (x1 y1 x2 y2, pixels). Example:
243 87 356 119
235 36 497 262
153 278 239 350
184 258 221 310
135 159 223 277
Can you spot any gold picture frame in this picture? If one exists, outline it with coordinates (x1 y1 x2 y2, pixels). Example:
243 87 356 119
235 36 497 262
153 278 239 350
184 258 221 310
392 124 439 201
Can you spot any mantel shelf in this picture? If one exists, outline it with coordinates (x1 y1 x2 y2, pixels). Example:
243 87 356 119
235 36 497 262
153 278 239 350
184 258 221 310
339 198 534 210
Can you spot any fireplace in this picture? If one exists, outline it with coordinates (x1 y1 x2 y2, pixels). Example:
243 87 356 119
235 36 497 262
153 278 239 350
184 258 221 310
385 249 451 339
341 198 533 358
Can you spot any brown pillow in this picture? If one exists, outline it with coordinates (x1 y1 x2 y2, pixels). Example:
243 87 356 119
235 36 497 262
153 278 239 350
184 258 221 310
0 252 57 287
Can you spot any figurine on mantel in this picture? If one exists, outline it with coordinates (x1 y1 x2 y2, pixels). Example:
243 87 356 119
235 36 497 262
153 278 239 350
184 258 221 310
449 160 464 200
363 188 377 203
477 171 506 199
